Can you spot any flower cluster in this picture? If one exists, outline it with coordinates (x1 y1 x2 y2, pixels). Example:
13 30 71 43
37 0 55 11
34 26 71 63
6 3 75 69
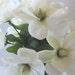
0 0 75 75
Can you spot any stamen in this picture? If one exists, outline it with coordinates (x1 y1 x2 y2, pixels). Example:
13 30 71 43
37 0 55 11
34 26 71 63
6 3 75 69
18 64 31 73
57 49 68 57
36 8 46 21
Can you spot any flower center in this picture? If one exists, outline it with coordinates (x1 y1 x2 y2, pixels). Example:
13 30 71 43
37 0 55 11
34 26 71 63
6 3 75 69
18 64 31 73
36 8 46 21
57 49 68 57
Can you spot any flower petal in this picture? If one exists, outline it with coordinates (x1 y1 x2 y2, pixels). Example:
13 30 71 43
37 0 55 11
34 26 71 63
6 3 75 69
29 0 50 12
51 53 75 75
68 20 75 32
21 5 37 19
1 56 32 64
14 8 35 23
46 8 68 28
46 1 68 17
46 32 60 50
47 20 70 45
0 66 6 75
45 62 62 75
0 0 20 24
5 65 38 75
17 48 38 60
62 31 75 50
62 72 68 75
31 59 45 75
11 17 25 25
28 20 48 40
0 29 4 50
37 50 55 63
5 65 24 75
50 2 68 10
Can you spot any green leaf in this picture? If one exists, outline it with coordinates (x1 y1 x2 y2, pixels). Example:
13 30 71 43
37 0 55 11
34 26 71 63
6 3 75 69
16 24 28 32
6 34 22 44
6 44 22 54
28 37 53 51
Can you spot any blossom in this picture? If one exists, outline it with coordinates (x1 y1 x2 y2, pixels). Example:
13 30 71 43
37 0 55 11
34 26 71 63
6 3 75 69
0 0 20 24
38 31 75 75
11 17 25 25
0 28 4 50
68 20 75 32
13 0 68 40
1 48 45 75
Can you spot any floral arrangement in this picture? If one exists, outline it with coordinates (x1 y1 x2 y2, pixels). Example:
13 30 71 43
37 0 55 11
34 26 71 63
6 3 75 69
0 0 75 75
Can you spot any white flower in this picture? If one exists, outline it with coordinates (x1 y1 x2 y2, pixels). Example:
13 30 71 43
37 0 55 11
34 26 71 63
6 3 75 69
7 26 20 37
38 31 75 75
0 28 4 50
68 20 75 32
13 0 68 40
0 0 20 24
1 48 45 75
11 17 25 25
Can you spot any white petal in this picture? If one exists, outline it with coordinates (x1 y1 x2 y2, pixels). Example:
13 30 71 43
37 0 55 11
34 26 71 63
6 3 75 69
47 20 70 44
0 66 6 75
5 65 22 75
1 56 32 64
37 50 55 63
29 0 50 12
29 69 38 75
28 20 48 40
11 17 25 25
14 8 35 23
62 72 68 75
17 48 38 60
45 62 62 75
50 2 68 10
46 8 68 27
31 59 45 75
0 0 20 24
0 29 4 50
62 31 75 50
6 65 38 75
22 5 37 19
46 2 68 17
68 20 75 31
46 32 60 50
51 53 75 75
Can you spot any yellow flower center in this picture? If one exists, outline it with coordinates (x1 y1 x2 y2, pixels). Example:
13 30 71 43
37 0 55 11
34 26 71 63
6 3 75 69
57 49 68 57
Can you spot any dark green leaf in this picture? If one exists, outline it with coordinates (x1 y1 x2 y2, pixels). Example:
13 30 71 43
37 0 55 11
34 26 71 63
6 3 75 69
16 24 28 32
6 44 22 54
28 37 53 52
6 34 22 44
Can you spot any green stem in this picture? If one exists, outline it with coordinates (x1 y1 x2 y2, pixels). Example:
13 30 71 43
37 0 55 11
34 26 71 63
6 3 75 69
8 21 25 46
